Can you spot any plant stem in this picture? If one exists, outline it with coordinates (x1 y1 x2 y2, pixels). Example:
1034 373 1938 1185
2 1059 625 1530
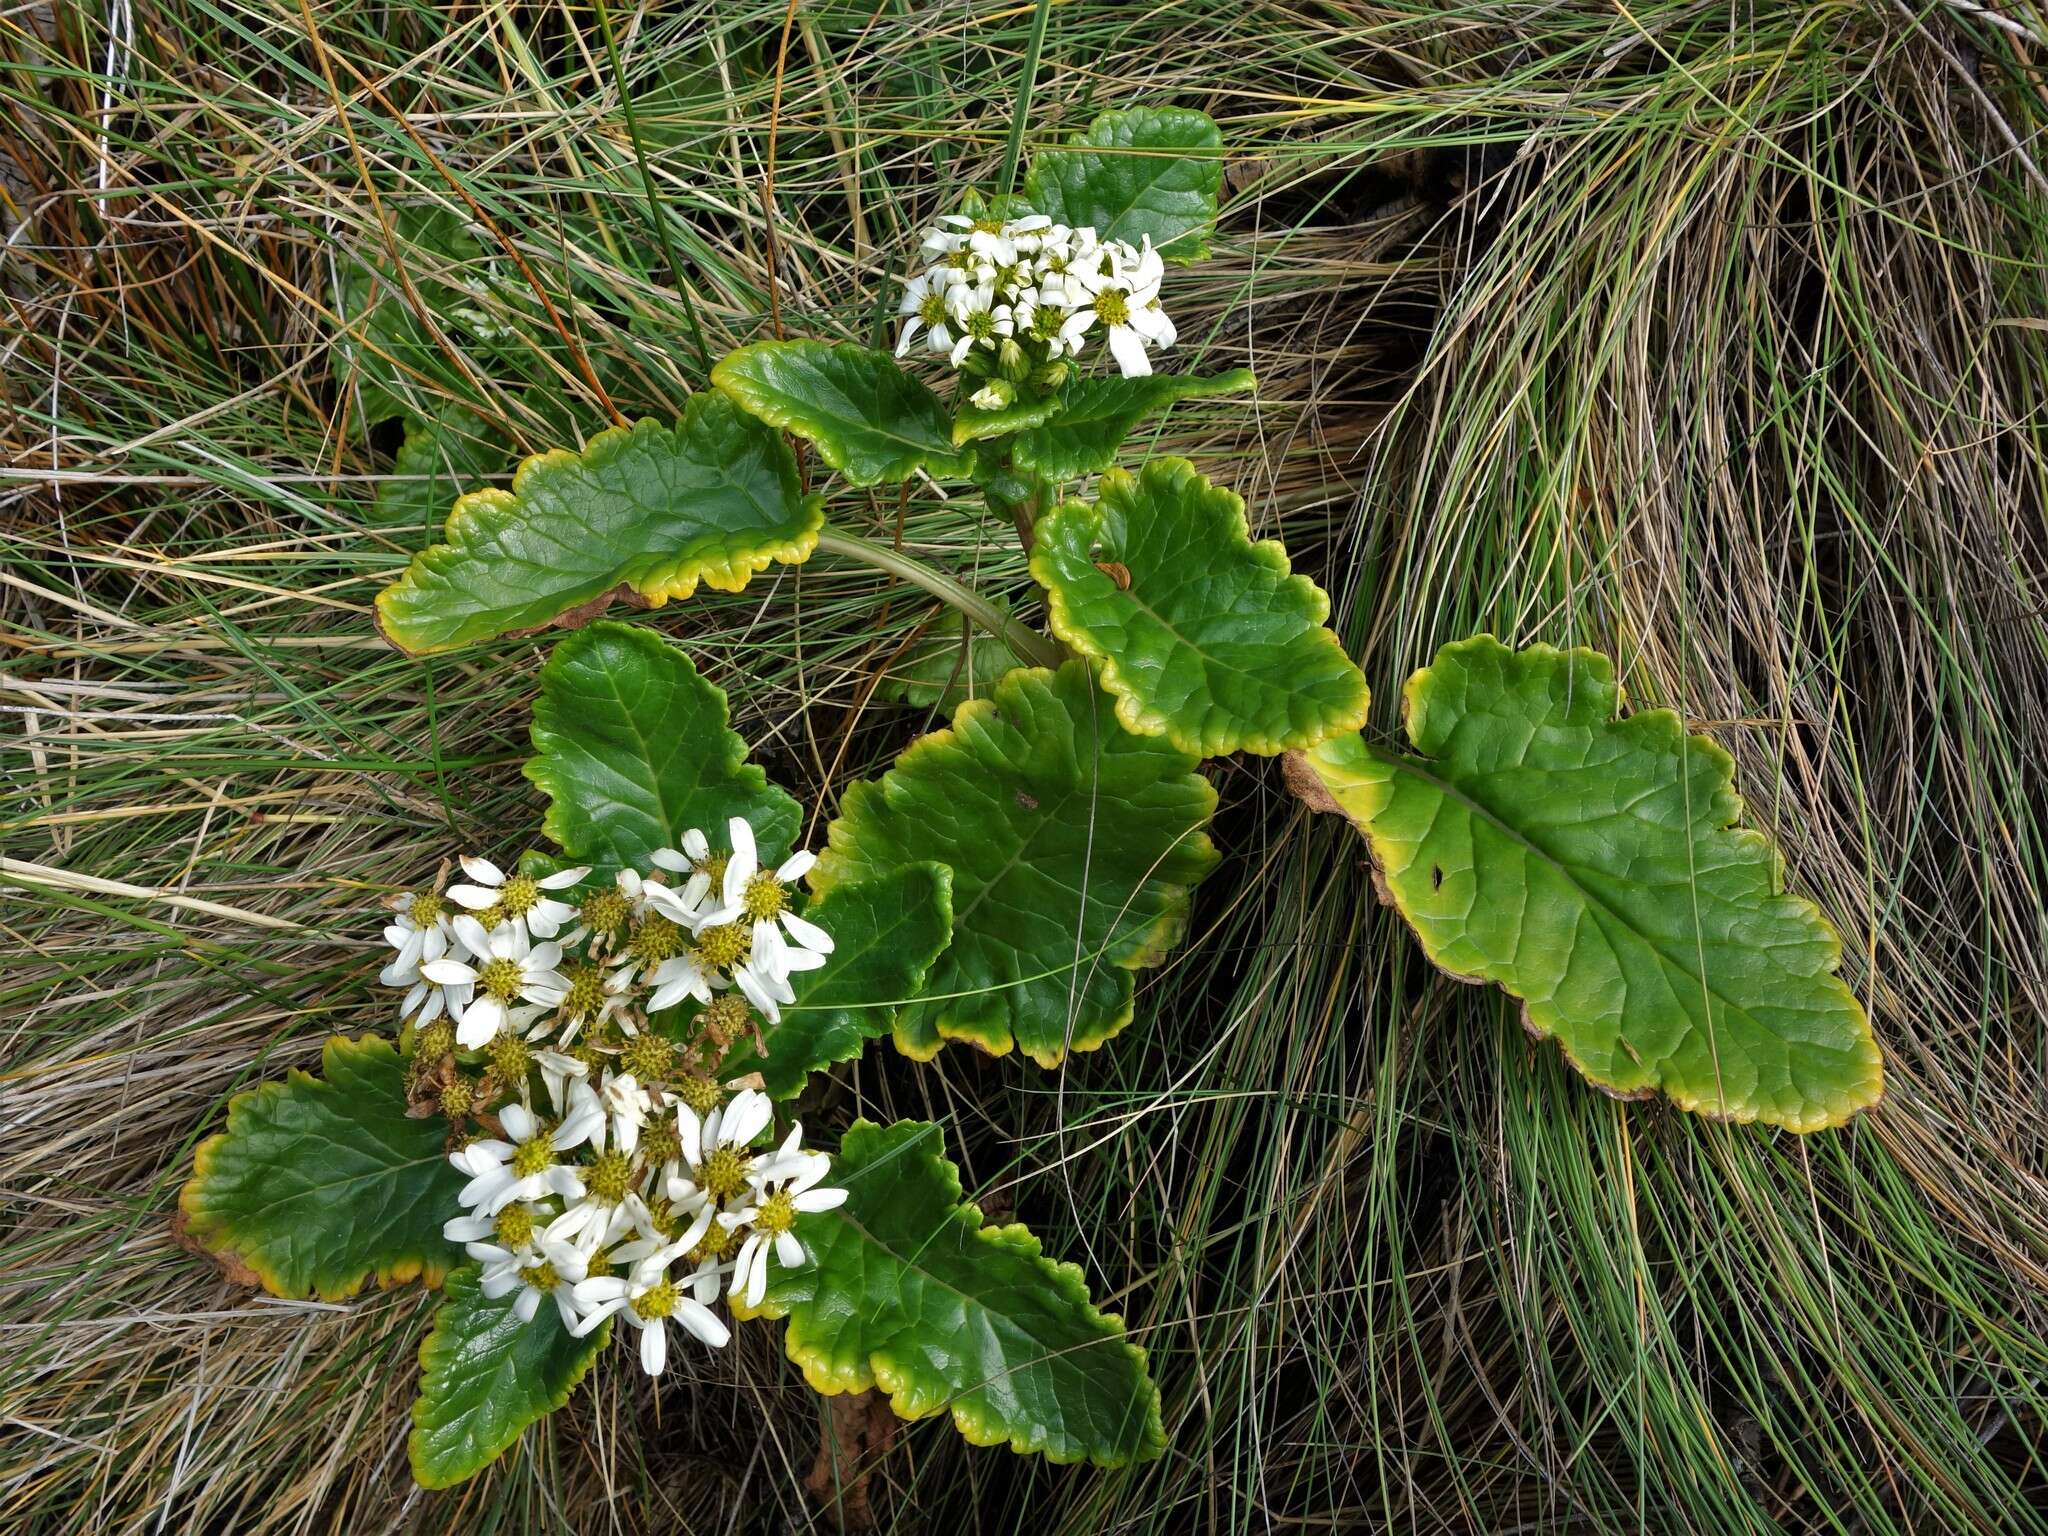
997 0 1054 198
815 527 1066 669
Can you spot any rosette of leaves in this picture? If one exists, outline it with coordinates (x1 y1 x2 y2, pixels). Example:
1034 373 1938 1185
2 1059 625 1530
1291 636 1883 1131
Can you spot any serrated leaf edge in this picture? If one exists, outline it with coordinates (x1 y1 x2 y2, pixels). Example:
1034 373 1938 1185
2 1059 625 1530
732 1120 1167 1467
1027 105 1225 264
374 412 825 656
1304 635 1883 1132
176 1034 456 1301
407 1265 612 1489
1032 457 1370 756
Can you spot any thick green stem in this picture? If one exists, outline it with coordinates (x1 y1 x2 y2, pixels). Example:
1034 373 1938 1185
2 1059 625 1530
815 526 1066 669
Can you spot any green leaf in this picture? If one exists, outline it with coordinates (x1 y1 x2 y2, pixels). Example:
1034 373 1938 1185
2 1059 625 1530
1295 637 1883 1131
409 1265 610 1489
882 606 1027 714
712 341 976 486
526 621 801 873
176 1035 464 1300
1031 457 1369 757
374 394 823 655
814 660 1218 1067
1011 369 1254 482
720 864 954 1098
952 391 1063 445
372 403 509 530
1023 106 1224 262
740 1119 1164 1466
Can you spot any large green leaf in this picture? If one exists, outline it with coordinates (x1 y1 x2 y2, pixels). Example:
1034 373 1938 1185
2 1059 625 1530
374 394 823 655
176 1035 464 1300
409 1265 610 1489
1295 637 1883 1131
952 392 1064 445
813 660 1218 1067
1010 370 1254 482
739 1119 1164 1466
371 403 509 531
526 621 801 872
1023 106 1224 262
1031 457 1368 757
721 864 954 1098
713 341 975 486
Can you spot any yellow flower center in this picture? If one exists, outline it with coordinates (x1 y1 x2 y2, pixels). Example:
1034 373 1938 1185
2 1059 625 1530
585 1149 632 1204
560 964 606 1021
1093 288 1130 327
511 1136 554 1179
754 1189 799 1236
648 1198 687 1239
689 1222 737 1265
621 1033 674 1082
478 957 524 1003
520 1260 559 1292
475 901 507 931
640 1122 681 1167
439 1076 475 1115
581 888 629 933
697 994 752 1049
700 1146 750 1204
695 922 750 973
498 874 540 917
965 308 996 341
407 892 444 926
494 1204 535 1248
918 292 948 326
742 873 787 922
677 1072 724 1115
487 1033 530 1082
972 215 1004 234
631 1279 678 1320
414 1020 454 1061
630 916 685 967
699 851 730 886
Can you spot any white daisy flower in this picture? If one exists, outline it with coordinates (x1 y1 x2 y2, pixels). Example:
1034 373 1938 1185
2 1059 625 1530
646 949 717 1013
668 1088 773 1211
600 1070 653 1156
1061 235 1175 377
447 1099 586 1216
895 267 960 359
443 856 590 942
506 1236 590 1329
941 283 1008 366
723 1131 847 1308
381 889 453 989
694 816 834 980
570 1241 730 1374
422 917 570 1049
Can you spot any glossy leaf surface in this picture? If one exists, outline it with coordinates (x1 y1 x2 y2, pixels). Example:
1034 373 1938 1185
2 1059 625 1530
527 621 801 874
375 396 821 654
1298 637 1882 1130
814 660 1218 1066
1010 369 1254 482
1032 457 1369 756
713 341 975 486
409 1265 609 1489
1023 106 1224 261
177 1035 464 1300
741 1119 1164 1466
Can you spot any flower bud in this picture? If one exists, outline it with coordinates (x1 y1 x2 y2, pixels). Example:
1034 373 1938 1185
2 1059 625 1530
1032 360 1071 391
970 379 1015 411
998 338 1029 382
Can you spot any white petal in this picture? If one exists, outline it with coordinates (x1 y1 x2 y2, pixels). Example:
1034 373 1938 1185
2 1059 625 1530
745 1246 769 1308
676 1298 730 1348
499 1102 536 1142
774 850 816 882
459 855 505 884
721 1090 771 1149
793 1186 848 1213
1108 325 1152 377
446 884 498 910
572 1275 629 1304
538 866 589 890
779 910 834 955
453 915 493 958
736 965 781 1024
514 1288 541 1323
480 1269 520 1299
419 957 477 986
649 847 691 873
640 1317 667 1375
728 1234 762 1300
775 1230 806 1270
677 1104 705 1168
455 996 505 1049
570 1297 626 1337
442 1215 493 1242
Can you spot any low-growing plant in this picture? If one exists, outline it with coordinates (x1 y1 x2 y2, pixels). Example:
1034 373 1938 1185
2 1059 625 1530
177 106 1883 1490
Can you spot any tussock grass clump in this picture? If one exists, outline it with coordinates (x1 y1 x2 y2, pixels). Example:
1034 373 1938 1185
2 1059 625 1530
4 1 2045 1530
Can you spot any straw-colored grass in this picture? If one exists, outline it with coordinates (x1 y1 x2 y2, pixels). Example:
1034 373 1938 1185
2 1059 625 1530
5 2 2046 1530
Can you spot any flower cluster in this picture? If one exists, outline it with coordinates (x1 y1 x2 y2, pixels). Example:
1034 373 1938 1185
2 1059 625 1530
376 815 846 1376
896 209 1177 402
